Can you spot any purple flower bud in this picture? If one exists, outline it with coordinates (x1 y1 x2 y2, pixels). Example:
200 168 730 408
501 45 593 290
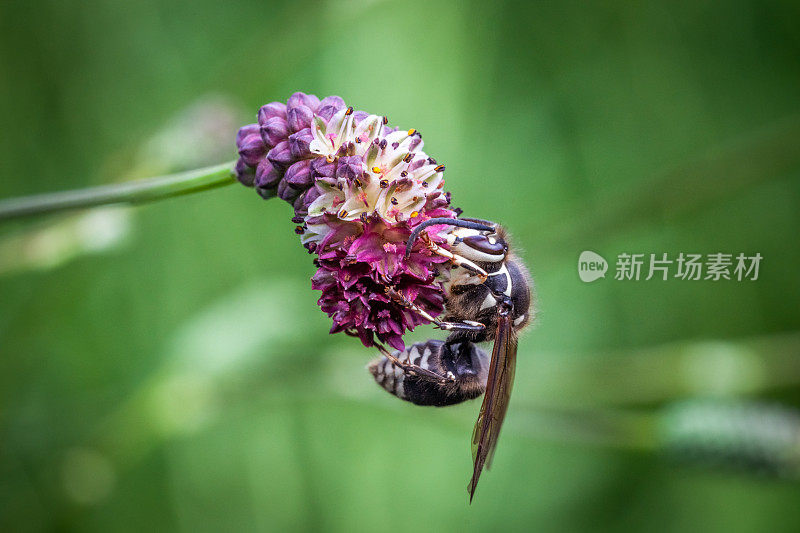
287 105 314 132
260 116 289 147
278 179 301 202
255 159 282 189
310 157 336 184
236 123 259 147
267 140 293 169
336 155 364 183
284 159 313 190
258 102 286 126
319 95 345 110
235 158 255 187
288 128 314 159
352 110 370 125
293 192 307 215
316 96 346 121
294 187 323 216
237 132 267 167
287 92 320 113
256 184 278 200
302 185 322 208
315 106 337 122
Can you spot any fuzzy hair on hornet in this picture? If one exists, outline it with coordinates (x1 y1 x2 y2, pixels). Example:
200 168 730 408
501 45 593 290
235 92 534 502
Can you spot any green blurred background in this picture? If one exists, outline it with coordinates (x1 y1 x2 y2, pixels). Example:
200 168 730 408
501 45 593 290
2 0 800 531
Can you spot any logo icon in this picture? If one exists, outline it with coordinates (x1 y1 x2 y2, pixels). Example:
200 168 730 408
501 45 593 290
578 251 608 282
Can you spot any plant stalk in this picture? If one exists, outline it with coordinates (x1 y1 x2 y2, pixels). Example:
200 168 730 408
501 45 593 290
0 161 236 222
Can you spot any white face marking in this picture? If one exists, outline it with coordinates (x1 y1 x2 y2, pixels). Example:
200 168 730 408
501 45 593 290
456 246 504 264
488 237 496 245
503 266 512 296
514 314 526 326
487 263 508 277
487 264 513 296
479 292 495 311
450 228 481 239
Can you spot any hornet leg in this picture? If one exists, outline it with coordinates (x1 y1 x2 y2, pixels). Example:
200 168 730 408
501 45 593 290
376 343 455 384
385 287 486 334
419 233 488 282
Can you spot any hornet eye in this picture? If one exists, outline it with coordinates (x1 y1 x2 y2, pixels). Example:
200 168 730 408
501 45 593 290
462 234 506 256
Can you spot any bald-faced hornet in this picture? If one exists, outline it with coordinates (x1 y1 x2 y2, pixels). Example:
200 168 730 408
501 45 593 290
368 217 533 501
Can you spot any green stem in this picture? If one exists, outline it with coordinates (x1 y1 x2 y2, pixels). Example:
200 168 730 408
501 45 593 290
0 161 237 222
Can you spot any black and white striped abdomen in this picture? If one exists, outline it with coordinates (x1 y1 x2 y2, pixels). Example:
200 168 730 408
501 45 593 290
368 340 489 407
368 340 444 402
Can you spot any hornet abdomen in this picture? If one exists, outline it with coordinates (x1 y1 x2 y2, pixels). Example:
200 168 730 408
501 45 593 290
368 339 490 406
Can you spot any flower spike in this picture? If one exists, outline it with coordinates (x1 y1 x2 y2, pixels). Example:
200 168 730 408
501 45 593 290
235 93 458 349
